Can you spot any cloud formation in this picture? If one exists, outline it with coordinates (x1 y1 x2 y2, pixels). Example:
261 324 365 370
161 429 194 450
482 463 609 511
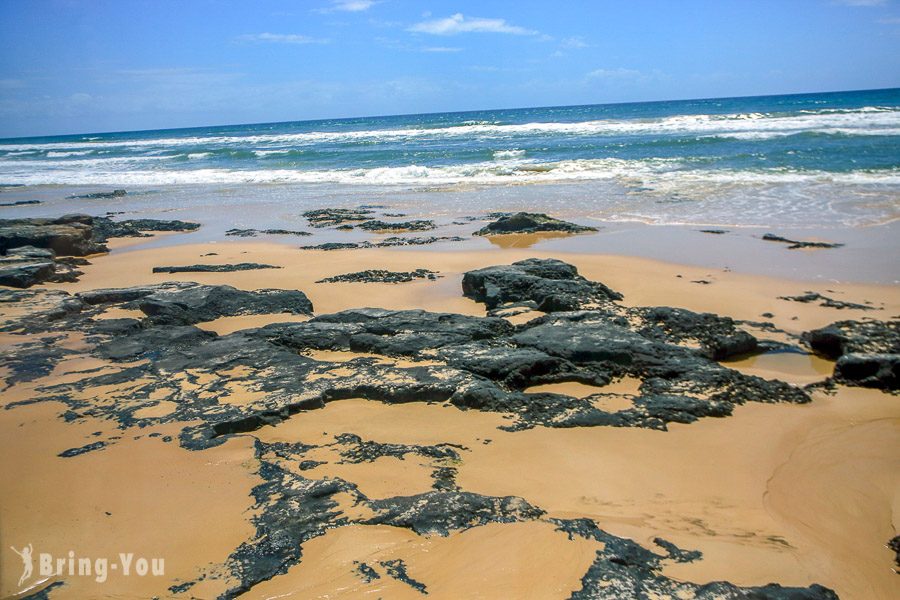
315 0 376 14
409 13 537 36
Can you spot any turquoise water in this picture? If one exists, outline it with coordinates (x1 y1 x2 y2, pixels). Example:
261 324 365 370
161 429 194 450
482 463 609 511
1 88 898 226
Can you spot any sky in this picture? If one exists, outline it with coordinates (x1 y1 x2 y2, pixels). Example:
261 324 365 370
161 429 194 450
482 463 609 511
0 0 899 138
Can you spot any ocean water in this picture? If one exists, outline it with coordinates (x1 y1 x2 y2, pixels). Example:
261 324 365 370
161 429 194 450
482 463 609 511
1 88 899 227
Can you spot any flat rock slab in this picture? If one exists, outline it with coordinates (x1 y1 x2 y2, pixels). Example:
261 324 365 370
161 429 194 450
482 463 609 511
316 269 439 283
225 228 312 237
356 219 436 232
762 233 844 249
152 263 281 274
300 236 465 250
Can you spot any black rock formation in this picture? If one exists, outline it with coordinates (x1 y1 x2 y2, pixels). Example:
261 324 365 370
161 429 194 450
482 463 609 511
474 212 597 236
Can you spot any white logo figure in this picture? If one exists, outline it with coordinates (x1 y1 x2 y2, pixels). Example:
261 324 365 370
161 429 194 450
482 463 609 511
10 544 33 587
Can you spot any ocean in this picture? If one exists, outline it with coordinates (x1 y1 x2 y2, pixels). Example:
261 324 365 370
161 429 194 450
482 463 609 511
1 88 899 228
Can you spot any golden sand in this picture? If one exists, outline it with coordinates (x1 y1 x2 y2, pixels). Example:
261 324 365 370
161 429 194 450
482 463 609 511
1 233 898 599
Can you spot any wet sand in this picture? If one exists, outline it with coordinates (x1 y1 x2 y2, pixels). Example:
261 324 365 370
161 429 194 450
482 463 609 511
1 227 898 599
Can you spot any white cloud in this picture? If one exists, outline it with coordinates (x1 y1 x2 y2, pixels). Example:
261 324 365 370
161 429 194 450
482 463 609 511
334 0 375 11
236 33 329 44
408 13 537 36
316 0 377 13
561 36 589 49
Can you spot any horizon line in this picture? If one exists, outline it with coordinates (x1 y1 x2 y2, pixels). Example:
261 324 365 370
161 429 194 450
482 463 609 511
2 85 898 142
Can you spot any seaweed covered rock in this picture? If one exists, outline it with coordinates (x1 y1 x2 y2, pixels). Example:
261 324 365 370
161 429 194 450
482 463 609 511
462 258 622 311
474 212 597 236
302 208 375 228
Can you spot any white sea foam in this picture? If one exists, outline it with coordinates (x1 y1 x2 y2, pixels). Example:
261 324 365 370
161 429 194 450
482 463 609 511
1 158 897 187
1 106 897 153
493 149 526 159
46 150 94 157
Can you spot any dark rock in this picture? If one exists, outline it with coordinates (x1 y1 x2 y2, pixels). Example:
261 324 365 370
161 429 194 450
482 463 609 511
699 229 728 234
225 228 311 237
637 306 758 360
888 535 900 571
302 208 375 228
779 292 878 311
0 199 41 207
300 236 465 250
0 246 84 288
762 233 844 250
0 261 57 288
90 217 199 243
364 491 544 536
137 284 313 326
0 214 199 257
379 559 427 594
653 538 702 563
357 219 436 232
152 263 281 274
67 189 127 199
316 269 439 284
834 353 899 390
354 562 380 583
58 441 107 457
462 258 622 312
554 518 837 600
804 320 899 359
0 215 105 256
474 212 597 236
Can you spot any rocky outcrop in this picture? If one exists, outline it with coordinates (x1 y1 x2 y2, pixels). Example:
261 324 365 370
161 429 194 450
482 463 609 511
316 269 439 284
779 292 877 311
474 212 597 236
152 263 281 274
762 233 843 250
0 215 105 256
357 219 436 232
0 199 41 207
67 189 127 199
834 353 899 390
302 208 375 228
0 246 85 288
136 283 314 326
804 320 899 358
225 228 312 237
0 214 199 257
462 258 622 312
0 259 840 599
805 319 899 390
300 236 465 250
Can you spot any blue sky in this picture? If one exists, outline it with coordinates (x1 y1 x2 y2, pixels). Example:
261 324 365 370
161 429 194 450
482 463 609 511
1 0 899 137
